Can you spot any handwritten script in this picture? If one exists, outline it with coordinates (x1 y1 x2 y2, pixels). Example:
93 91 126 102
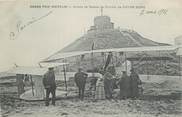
139 9 168 16
10 11 53 40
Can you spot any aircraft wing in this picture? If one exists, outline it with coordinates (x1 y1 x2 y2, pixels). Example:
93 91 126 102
7 62 70 76
7 66 48 76
43 45 178 62
39 62 69 67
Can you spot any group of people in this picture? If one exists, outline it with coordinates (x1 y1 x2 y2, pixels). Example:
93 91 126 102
94 68 142 100
42 67 142 106
74 67 142 101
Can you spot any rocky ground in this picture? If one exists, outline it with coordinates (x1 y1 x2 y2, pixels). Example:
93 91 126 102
1 77 182 117
1 97 181 117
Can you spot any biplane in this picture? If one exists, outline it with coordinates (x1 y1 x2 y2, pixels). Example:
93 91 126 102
6 40 182 101
40 43 182 98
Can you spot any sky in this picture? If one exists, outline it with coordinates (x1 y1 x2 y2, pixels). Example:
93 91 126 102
0 0 182 72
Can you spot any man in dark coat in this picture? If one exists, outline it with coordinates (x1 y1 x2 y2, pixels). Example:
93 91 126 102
119 71 131 99
43 67 56 106
130 69 142 98
103 71 113 99
74 68 88 100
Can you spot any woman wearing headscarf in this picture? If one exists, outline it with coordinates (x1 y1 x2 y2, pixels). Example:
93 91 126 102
118 71 131 99
130 69 142 98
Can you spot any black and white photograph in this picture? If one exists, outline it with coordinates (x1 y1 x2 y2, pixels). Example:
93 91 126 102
0 0 182 117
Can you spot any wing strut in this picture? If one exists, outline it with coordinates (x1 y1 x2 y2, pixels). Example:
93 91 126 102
63 61 68 96
30 75 34 96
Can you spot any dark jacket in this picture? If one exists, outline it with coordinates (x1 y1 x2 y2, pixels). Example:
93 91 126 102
74 71 88 88
43 70 56 89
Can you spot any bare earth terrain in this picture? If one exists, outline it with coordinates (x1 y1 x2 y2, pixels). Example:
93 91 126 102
1 75 182 117
2 98 182 117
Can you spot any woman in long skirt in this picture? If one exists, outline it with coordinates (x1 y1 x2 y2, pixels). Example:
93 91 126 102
95 78 105 100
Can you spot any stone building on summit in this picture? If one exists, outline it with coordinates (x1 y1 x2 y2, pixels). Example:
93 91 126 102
88 15 114 32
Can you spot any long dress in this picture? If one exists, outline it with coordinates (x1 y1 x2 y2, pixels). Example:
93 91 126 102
119 74 131 99
130 72 141 98
103 72 113 99
95 79 105 100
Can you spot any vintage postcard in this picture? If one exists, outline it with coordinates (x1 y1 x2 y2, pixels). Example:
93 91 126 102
0 0 182 117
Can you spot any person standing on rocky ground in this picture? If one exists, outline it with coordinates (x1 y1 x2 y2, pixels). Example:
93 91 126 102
43 67 56 106
74 68 88 100
118 71 131 100
103 70 113 99
130 69 142 99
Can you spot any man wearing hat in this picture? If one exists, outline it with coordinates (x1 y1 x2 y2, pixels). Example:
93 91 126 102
43 67 56 106
74 68 88 100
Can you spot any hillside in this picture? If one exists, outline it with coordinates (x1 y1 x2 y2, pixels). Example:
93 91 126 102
59 29 168 53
